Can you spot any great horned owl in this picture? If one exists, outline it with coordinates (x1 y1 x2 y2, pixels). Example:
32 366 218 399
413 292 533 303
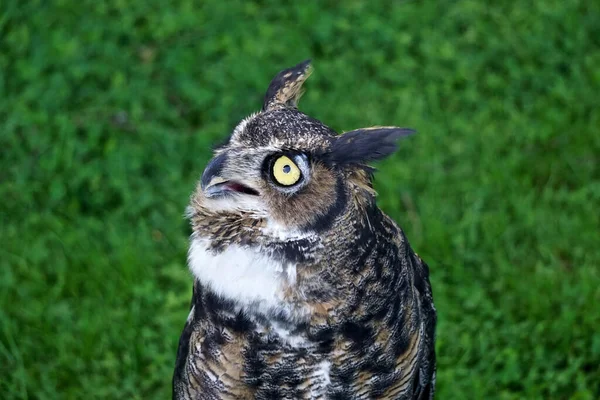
173 61 436 399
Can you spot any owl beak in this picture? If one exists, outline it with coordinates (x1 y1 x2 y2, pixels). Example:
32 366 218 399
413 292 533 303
201 153 260 198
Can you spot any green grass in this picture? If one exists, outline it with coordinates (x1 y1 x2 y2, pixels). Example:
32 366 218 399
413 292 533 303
1 0 599 398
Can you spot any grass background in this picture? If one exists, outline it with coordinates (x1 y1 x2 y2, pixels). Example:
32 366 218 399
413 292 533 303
1 0 599 398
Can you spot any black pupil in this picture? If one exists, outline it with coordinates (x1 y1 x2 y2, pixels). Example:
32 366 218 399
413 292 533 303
283 164 291 173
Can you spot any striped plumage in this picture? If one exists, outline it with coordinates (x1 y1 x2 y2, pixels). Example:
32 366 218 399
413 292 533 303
173 61 436 399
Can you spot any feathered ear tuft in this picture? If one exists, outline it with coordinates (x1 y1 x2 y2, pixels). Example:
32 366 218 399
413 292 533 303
326 127 415 166
263 60 313 111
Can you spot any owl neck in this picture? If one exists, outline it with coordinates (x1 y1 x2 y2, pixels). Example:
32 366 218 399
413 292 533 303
188 192 410 322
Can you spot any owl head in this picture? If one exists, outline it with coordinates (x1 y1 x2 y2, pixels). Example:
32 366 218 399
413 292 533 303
189 60 413 240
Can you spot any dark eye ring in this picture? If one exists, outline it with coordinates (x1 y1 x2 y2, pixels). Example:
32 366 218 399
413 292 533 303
263 152 309 190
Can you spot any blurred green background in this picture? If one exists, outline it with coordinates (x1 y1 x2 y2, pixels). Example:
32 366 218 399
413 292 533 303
1 0 599 398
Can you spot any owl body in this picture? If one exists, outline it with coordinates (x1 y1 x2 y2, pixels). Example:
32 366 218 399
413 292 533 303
173 61 436 399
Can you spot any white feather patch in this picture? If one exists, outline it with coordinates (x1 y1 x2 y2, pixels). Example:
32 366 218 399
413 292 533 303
188 238 296 315
186 305 195 323
311 360 332 397
271 322 310 347
261 219 315 241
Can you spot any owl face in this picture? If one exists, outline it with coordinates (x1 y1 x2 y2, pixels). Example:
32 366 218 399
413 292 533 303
191 60 414 236
199 109 344 233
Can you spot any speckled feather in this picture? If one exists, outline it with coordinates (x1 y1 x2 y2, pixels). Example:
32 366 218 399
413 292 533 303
173 61 436 399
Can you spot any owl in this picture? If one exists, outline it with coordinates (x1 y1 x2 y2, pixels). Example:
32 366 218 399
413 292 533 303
173 60 436 400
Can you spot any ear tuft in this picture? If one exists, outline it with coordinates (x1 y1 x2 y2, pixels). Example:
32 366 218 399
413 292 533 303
327 127 415 166
263 60 313 111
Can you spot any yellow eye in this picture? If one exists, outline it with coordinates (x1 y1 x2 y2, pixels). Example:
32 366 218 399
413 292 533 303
272 155 301 186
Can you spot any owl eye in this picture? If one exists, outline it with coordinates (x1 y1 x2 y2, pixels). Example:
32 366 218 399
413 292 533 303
271 155 302 186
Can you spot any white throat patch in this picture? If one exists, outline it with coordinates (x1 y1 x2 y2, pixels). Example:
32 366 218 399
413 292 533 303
188 238 296 314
